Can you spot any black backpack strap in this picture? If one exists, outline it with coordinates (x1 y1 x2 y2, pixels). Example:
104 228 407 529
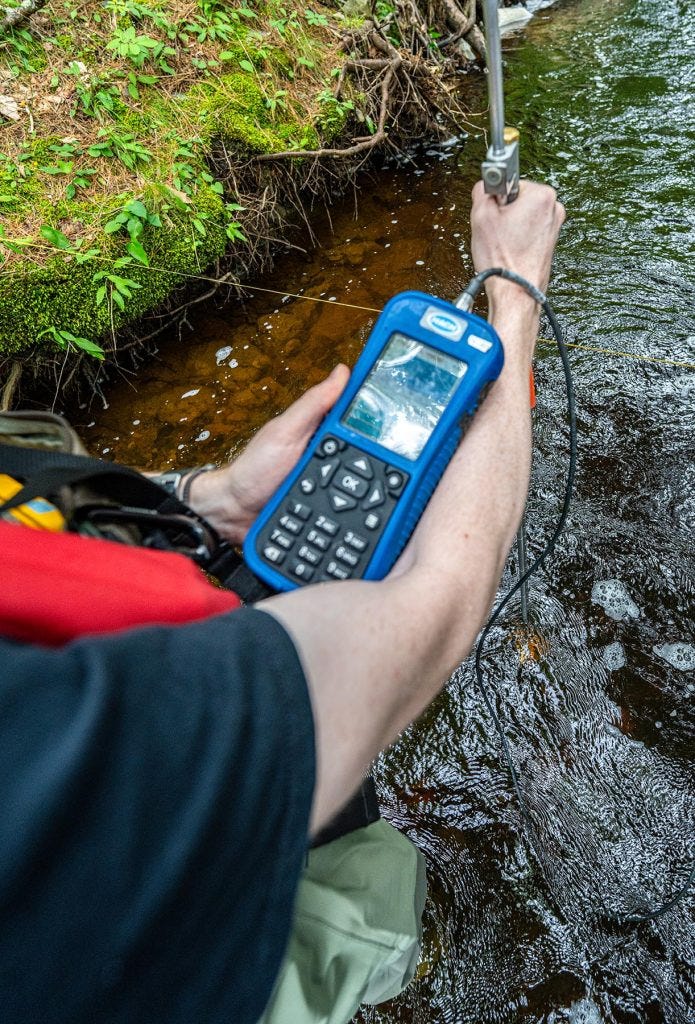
0 442 186 517
207 553 275 604
0 441 275 604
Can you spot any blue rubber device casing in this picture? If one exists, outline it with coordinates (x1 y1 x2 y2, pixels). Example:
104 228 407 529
243 291 504 591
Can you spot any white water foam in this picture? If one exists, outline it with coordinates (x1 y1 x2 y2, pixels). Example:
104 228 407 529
602 642 626 671
591 580 640 621
653 642 695 672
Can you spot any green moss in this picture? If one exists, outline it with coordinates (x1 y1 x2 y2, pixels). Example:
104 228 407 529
0 2 357 359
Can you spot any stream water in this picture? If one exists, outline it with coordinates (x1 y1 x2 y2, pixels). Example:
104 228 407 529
75 0 694 1020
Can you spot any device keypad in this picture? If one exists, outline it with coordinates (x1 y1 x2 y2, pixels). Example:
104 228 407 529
256 437 409 584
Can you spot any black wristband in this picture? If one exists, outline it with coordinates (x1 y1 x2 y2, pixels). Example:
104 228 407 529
179 465 216 505
150 464 216 505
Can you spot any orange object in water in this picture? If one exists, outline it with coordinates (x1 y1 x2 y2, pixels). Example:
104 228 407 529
529 368 536 410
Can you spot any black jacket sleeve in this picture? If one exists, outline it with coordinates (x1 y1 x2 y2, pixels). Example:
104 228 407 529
0 608 315 1024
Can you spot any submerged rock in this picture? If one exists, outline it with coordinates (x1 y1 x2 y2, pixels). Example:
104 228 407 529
498 6 533 36
568 997 604 1024
602 642 627 671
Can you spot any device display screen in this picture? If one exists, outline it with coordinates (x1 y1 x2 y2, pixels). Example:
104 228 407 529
342 332 468 461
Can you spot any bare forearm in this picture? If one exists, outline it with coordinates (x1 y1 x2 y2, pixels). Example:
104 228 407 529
261 298 538 830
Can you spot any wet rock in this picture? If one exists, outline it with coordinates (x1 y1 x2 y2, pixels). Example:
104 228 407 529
215 345 232 365
454 39 476 62
568 997 604 1024
499 6 533 36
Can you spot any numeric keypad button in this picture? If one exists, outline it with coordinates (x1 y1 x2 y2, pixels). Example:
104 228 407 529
299 477 315 495
344 530 367 552
298 544 321 566
263 544 286 564
335 545 359 568
291 560 314 581
326 560 350 580
270 529 294 550
307 529 330 551
279 514 302 535
289 501 312 520
315 514 339 536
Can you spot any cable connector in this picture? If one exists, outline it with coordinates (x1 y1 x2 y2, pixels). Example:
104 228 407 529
454 290 475 313
455 266 548 312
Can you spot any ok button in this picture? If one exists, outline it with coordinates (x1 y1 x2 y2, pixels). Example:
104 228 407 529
336 471 368 498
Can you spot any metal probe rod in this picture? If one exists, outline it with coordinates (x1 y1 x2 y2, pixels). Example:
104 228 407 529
516 522 529 622
480 0 529 622
482 0 506 156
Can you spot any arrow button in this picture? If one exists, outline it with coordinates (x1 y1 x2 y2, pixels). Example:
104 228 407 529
319 458 339 487
362 481 384 509
347 455 373 479
329 490 357 512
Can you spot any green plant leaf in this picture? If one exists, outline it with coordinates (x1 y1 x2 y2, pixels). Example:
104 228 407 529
126 199 147 219
126 239 149 265
72 337 105 360
239 59 254 73
40 225 73 250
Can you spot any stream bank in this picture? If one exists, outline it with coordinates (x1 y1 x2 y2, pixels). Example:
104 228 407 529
0 0 544 405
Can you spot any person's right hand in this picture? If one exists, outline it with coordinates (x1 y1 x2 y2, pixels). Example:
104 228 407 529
470 180 565 300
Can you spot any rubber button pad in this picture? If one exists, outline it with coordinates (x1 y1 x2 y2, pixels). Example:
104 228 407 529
256 439 408 585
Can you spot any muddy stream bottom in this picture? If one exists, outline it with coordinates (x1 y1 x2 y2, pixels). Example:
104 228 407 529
71 1 693 1021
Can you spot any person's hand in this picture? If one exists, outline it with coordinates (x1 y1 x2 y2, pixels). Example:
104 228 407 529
470 180 565 316
189 364 350 543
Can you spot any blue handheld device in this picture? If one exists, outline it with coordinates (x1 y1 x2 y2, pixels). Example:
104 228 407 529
243 291 504 590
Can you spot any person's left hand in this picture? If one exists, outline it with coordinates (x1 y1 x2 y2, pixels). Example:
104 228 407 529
188 364 350 543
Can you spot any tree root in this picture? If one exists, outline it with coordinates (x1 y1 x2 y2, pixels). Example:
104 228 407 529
0 360 22 411
254 3 484 165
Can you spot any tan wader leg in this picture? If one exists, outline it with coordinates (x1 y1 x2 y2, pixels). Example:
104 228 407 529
258 819 427 1024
